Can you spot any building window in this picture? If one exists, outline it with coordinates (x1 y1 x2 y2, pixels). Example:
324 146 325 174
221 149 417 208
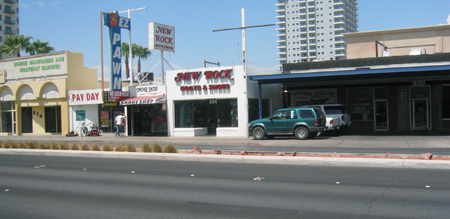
442 86 450 119
347 88 374 121
175 99 238 128
1 101 15 133
76 110 86 121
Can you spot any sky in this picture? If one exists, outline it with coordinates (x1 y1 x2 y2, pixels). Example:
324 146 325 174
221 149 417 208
19 0 450 79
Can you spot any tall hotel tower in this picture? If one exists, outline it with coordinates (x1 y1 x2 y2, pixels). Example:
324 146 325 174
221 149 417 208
0 0 19 59
276 0 358 64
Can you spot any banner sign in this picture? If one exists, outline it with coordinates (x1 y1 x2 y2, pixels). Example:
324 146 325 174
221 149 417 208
103 12 131 91
149 22 175 53
67 89 103 105
108 90 130 103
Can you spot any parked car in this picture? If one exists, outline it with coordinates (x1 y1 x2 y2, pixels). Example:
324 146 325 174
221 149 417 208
248 107 326 140
303 105 341 133
302 104 351 130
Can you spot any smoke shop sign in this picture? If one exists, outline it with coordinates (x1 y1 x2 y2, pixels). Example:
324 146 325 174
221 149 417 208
174 69 234 92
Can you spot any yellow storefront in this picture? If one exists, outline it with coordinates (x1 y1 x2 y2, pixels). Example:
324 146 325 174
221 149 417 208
0 51 97 136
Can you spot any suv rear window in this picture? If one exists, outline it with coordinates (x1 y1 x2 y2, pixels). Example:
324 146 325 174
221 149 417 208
299 109 315 119
324 106 345 115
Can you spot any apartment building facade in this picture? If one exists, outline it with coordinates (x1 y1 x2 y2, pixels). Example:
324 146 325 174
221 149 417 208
276 0 358 64
0 0 19 59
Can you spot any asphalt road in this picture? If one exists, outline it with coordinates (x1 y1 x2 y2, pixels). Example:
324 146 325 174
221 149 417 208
1 154 450 218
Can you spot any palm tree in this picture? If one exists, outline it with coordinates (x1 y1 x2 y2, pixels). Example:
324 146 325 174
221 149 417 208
133 44 151 73
121 42 135 79
0 35 32 57
27 39 55 55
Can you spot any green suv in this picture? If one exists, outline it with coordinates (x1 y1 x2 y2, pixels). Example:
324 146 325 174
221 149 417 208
248 107 326 140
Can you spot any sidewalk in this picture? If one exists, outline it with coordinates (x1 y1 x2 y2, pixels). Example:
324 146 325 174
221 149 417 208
2 133 450 148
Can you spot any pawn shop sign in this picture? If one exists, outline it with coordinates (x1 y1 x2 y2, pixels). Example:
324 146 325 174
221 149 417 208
104 12 131 91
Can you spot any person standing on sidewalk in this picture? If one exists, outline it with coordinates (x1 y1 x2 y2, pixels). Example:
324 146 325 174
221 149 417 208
114 113 126 136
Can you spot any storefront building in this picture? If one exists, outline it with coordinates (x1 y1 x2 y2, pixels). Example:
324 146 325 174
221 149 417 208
248 25 450 133
250 54 450 132
120 85 167 136
0 51 97 135
166 65 282 137
67 89 103 133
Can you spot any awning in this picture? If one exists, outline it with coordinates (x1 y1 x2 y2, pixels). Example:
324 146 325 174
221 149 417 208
120 95 166 106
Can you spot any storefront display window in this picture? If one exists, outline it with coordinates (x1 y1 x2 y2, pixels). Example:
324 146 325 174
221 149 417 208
347 88 374 121
442 86 450 119
131 104 167 136
1 101 15 133
175 99 238 128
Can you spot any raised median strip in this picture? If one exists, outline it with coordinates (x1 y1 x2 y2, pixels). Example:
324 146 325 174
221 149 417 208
1 148 450 169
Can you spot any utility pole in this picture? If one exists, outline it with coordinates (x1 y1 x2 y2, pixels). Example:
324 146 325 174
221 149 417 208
213 8 274 71
118 7 147 86
213 8 274 138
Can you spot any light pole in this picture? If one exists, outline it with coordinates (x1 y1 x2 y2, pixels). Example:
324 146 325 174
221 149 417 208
118 7 147 86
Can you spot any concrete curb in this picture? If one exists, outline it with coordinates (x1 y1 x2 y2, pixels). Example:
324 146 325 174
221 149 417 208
2 149 450 169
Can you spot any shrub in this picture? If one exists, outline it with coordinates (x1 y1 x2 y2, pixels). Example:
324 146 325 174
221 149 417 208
28 142 37 149
10 142 19 149
141 143 152 153
19 142 27 149
50 142 59 150
3 142 11 149
0 141 4 148
152 143 162 153
39 142 50 150
70 143 79 150
126 144 136 152
80 143 90 151
91 144 101 151
102 144 113 151
163 144 177 153
114 144 126 152
59 143 69 150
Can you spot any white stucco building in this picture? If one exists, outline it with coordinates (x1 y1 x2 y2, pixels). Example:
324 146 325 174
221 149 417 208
166 65 282 138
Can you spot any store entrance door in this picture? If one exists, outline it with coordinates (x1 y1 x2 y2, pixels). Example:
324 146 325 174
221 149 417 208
374 100 388 130
21 107 32 133
412 99 430 130
45 106 61 133
207 99 218 135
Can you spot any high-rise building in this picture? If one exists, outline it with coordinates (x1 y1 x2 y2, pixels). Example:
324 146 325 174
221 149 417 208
0 0 19 59
276 0 358 64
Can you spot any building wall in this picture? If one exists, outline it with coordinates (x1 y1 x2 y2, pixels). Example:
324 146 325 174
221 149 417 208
166 65 282 138
0 51 97 136
345 25 450 59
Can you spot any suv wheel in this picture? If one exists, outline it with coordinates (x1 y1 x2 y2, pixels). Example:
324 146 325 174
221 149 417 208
295 127 309 140
252 127 266 140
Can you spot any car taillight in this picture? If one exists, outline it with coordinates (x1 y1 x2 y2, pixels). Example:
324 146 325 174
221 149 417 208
315 119 318 125
342 115 345 121
330 120 333 124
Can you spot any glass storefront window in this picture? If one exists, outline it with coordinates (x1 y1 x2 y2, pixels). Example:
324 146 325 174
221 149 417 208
347 88 374 121
0 101 15 133
443 86 450 119
175 99 238 128
217 99 238 127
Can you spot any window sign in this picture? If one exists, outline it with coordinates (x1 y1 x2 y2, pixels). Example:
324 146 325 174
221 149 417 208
347 88 373 121
76 110 86 121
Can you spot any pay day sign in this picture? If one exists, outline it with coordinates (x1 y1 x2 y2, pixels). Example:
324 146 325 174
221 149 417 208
103 12 130 91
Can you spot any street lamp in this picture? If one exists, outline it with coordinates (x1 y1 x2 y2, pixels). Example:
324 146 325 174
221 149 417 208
118 7 148 86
